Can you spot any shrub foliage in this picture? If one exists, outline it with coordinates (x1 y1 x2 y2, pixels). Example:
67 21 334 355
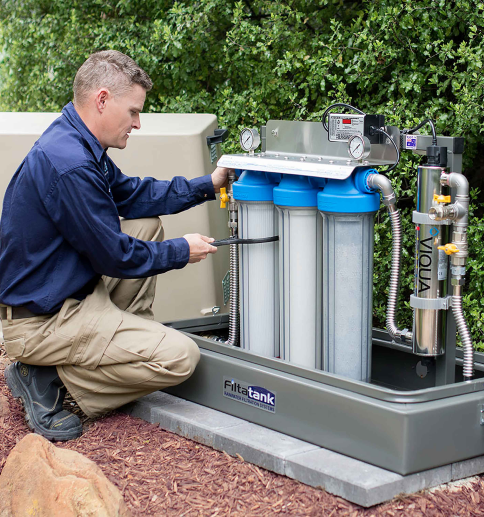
1 0 484 347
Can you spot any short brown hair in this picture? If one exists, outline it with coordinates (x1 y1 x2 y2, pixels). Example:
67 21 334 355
73 50 153 106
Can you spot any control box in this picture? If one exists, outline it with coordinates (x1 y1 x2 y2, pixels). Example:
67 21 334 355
328 113 385 144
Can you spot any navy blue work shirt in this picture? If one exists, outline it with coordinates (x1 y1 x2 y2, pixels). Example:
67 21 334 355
0 102 215 314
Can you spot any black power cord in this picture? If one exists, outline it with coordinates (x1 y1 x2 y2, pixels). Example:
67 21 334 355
401 118 437 146
212 236 279 247
322 103 366 132
370 126 400 173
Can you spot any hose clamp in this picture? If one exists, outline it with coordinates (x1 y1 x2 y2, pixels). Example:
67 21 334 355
381 193 397 207
410 294 452 310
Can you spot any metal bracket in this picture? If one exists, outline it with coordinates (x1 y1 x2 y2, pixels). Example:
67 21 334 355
401 133 464 173
412 211 452 226
206 128 228 146
480 404 484 426
410 294 452 310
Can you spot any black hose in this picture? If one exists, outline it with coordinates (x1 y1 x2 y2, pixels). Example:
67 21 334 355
212 236 279 247
370 126 400 173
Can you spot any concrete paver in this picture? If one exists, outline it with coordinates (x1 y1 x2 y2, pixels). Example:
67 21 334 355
214 422 320 474
151 401 245 448
120 392 484 507
285 447 451 507
451 456 484 481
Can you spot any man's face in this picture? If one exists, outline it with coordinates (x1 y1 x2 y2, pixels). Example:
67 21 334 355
100 83 146 149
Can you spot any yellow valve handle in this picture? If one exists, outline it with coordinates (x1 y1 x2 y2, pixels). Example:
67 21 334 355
433 194 451 204
220 187 229 208
438 243 460 255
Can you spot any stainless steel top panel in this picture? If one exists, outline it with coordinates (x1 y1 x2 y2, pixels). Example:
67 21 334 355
218 120 399 179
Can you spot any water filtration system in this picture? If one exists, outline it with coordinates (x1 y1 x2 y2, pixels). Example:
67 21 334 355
169 104 484 476
215 105 474 383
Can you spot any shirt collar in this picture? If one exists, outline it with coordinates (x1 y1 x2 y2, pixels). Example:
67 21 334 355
62 102 106 163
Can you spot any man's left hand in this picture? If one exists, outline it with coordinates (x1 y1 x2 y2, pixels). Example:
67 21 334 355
211 167 231 193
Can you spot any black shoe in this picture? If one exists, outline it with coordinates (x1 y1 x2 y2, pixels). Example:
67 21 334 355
5 361 83 441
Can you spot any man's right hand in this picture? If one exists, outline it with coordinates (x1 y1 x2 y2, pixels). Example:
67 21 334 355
183 234 217 263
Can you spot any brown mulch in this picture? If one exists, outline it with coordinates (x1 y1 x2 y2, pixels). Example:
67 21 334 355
1 349 483 516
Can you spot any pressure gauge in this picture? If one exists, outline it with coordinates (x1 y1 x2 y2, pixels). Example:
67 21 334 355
240 128 261 152
348 135 371 160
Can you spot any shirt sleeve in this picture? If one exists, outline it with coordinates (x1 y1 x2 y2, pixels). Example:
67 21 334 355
108 159 216 219
44 165 190 278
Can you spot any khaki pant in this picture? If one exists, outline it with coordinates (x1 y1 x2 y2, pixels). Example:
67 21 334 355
0 218 200 418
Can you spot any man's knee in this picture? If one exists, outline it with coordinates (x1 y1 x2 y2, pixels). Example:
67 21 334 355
147 217 164 243
120 217 163 242
175 335 200 378
153 332 200 384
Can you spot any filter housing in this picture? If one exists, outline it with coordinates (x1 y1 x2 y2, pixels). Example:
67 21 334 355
233 171 279 358
274 176 322 369
318 170 380 382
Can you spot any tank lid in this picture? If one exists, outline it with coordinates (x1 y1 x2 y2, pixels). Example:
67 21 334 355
233 170 275 201
273 175 319 207
318 168 380 214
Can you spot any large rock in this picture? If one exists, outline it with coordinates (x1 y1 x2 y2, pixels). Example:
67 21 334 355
0 434 131 517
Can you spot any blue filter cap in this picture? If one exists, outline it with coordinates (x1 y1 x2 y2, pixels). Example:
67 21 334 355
317 168 380 214
273 175 319 207
233 170 276 202
265 172 283 184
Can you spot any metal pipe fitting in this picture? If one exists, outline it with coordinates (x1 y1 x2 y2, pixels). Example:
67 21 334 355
441 172 469 197
367 174 397 212
428 204 457 221
441 171 473 379
227 170 238 237
441 172 469 228
367 174 412 344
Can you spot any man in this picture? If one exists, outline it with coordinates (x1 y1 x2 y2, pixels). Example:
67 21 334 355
0 50 229 441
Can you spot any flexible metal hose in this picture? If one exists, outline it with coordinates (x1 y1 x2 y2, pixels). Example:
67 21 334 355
386 209 403 339
226 243 239 346
452 287 474 380
367 173 412 344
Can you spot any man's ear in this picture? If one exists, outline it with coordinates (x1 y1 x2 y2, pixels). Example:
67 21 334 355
95 88 110 113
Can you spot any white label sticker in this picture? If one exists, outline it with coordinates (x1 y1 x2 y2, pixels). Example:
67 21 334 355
405 135 417 149
438 249 448 281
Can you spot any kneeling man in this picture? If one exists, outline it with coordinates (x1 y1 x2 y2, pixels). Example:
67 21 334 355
0 50 228 440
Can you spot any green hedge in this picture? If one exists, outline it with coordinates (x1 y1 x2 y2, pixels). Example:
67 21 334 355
1 0 484 348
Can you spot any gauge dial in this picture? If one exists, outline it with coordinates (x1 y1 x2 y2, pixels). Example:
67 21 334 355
240 128 261 152
348 135 371 160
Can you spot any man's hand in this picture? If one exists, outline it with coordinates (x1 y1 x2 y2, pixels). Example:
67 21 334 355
183 233 217 263
211 167 231 193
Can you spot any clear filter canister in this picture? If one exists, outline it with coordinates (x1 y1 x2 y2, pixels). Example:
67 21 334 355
274 176 322 369
233 171 279 358
317 169 380 382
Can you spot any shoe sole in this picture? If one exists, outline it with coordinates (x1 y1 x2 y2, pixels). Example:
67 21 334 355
4 363 83 441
